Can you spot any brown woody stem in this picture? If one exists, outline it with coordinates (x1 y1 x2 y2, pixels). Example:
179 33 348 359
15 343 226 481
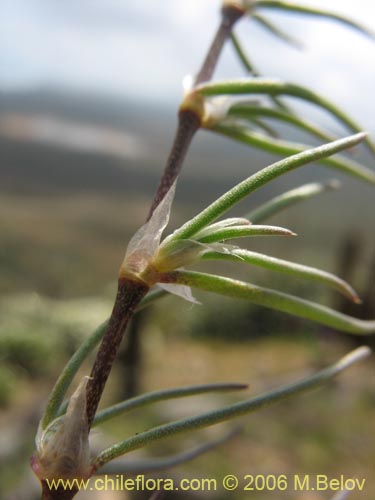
86 278 149 429
36 5 245 499
85 6 243 434
148 6 244 218
147 109 200 219
41 482 78 500
195 6 244 85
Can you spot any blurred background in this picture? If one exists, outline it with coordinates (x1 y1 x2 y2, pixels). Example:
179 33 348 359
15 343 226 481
0 1 374 499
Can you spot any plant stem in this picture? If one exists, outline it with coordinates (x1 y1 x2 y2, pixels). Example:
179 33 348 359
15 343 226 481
195 5 244 85
86 278 149 429
41 482 77 500
148 5 244 218
84 4 244 437
85 0 246 440
147 110 200 218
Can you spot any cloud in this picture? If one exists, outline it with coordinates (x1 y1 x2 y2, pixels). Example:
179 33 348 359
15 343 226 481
0 112 145 159
0 0 221 100
0 0 373 128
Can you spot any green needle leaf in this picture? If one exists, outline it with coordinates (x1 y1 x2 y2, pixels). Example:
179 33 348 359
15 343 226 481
169 270 375 335
41 320 108 430
246 180 340 223
230 33 291 112
92 346 371 469
196 224 295 243
201 248 360 303
230 32 257 74
196 78 375 155
41 289 167 428
228 102 335 142
165 133 367 243
93 383 248 426
252 13 303 48
243 115 279 137
212 123 375 184
200 217 251 230
254 0 375 40
96 428 239 474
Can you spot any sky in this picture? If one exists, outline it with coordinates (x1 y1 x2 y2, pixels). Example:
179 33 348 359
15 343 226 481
0 0 374 128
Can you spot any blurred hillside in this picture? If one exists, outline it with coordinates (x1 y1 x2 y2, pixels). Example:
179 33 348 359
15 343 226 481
1 88 374 298
1 3 374 498
0 88 266 197
1 83 373 336
0 88 374 499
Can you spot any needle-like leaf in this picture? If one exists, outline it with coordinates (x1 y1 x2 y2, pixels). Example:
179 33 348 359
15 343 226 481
93 383 248 426
228 102 335 142
212 123 375 184
200 217 251 230
41 289 168 428
201 248 360 303
96 428 240 474
165 133 366 243
196 224 295 243
246 180 340 223
41 320 108 430
230 33 291 112
254 0 375 40
92 347 371 469
168 270 375 335
230 32 257 74
252 13 303 48
197 78 375 155
242 115 279 137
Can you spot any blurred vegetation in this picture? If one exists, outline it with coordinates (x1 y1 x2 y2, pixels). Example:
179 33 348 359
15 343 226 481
0 86 374 498
0 290 373 499
0 167 373 498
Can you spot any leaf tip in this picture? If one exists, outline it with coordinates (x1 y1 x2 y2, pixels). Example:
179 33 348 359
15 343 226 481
235 383 249 390
345 346 372 365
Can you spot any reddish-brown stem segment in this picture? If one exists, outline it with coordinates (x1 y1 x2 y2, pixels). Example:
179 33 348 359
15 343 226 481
148 6 244 219
41 482 78 500
36 7 246 498
86 278 149 429
147 109 200 219
195 6 244 85
85 5 244 436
